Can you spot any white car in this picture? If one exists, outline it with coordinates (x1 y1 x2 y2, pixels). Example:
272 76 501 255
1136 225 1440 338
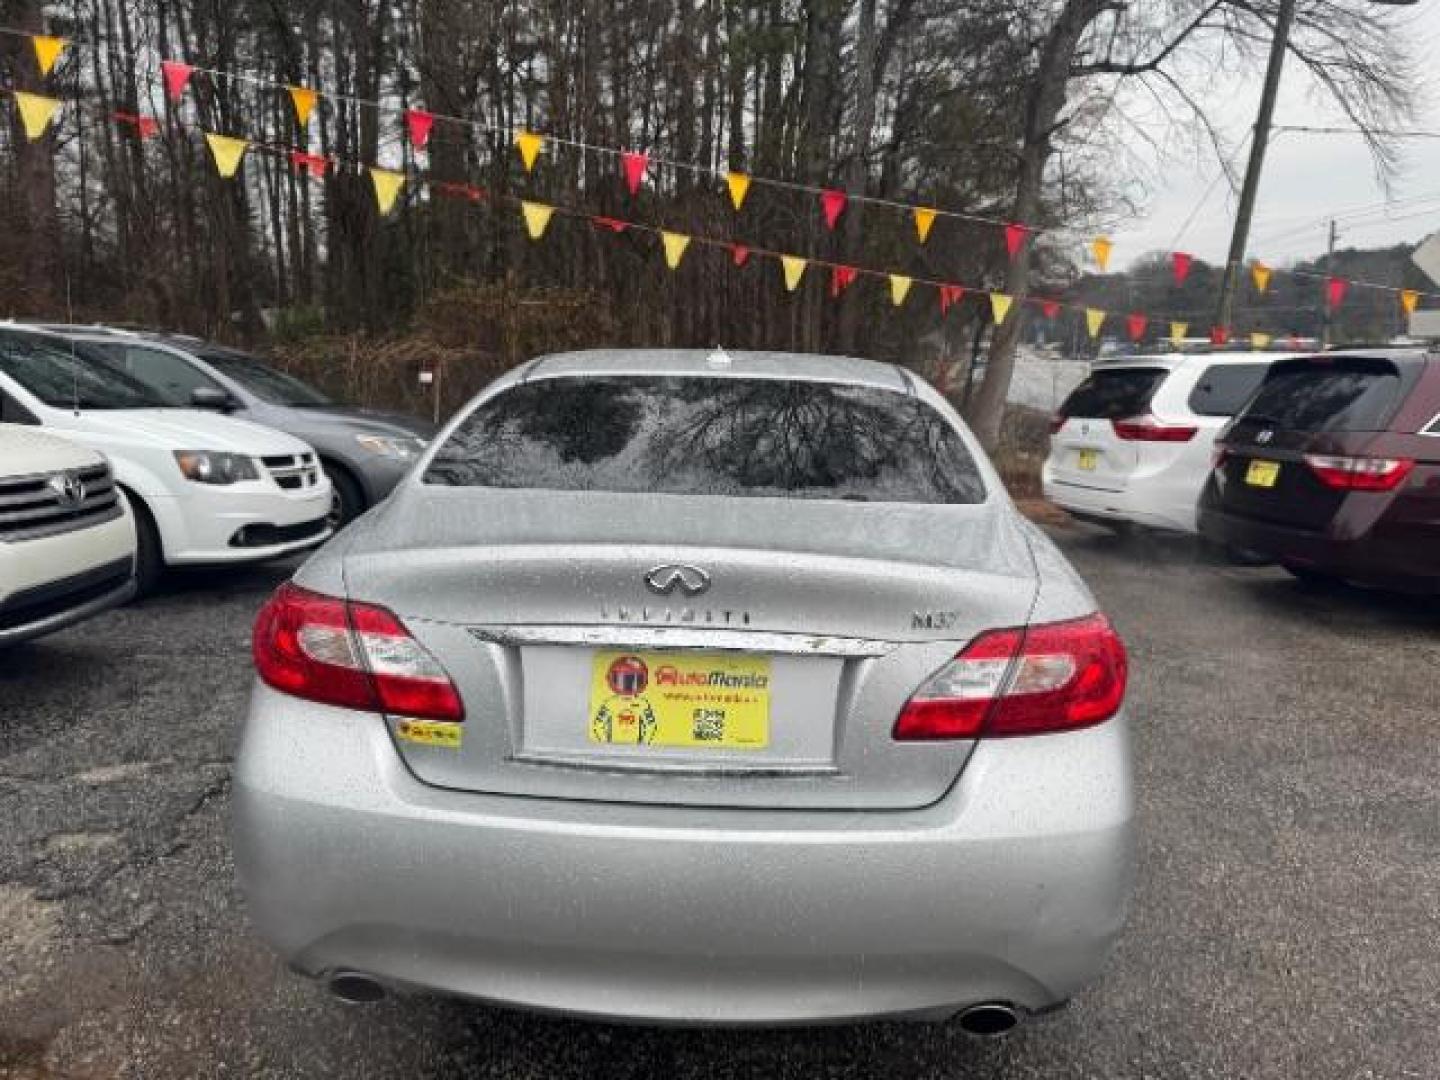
0 328 332 592
0 424 136 647
1043 351 1297 534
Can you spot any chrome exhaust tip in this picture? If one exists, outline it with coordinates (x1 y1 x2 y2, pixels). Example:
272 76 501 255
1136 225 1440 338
957 1002 1020 1037
327 971 387 1004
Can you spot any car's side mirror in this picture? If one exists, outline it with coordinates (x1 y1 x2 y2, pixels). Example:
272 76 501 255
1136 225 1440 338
191 387 238 412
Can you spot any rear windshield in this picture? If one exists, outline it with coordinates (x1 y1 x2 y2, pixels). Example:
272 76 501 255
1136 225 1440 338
424 376 986 504
1187 363 1271 417
1243 358 1407 433
1059 367 1167 420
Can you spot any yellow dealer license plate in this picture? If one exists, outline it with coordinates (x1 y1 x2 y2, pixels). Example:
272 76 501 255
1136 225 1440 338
1246 459 1281 488
589 651 771 750
1078 449 1099 471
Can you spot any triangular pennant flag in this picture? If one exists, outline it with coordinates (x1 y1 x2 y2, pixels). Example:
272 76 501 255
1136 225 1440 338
990 293 1013 325
1210 326 1230 346
515 130 543 171
781 255 807 292
1251 261 1272 294
1401 289 1420 316
161 61 194 104
204 132 248 178
726 171 751 211
621 151 649 194
1004 223 1027 259
1326 276 1348 310
32 35 66 77
889 275 913 307
369 167 404 216
521 201 554 240
661 231 691 270
1091 236 1113 271
830 265 857 298
731 244 750 268
1040 299 1061 319
820 189 847 230
289 150 327 179
592 216 628 233
14 92 60 141
405 109 435 150
288 86 318 127
1251 332 1272 349
1127 313 1147 342
1172 251 1193 285
939 285 964 315
1085 308 1106 339
1170 321 1188 346
913 207 937 244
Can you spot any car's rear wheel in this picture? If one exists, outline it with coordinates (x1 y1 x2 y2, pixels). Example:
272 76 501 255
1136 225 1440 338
323 466 365 529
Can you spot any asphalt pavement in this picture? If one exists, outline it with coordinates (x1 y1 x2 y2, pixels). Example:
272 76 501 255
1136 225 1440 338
1 525 1437 1079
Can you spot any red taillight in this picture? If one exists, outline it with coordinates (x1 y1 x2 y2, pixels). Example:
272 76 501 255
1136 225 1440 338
1303 454 1415 492
893 613 1128 740
253 583 464 722
1112 415 1198 442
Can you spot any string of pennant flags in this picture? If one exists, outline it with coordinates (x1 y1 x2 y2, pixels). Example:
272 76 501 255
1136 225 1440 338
0 22 1433 341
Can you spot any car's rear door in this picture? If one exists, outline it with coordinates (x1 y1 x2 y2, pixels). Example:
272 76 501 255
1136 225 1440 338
1050 365 1172 493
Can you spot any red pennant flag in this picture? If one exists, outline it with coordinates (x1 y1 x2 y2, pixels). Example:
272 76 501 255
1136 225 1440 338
1210 326 1230 346
289 150 328 178
592 216 629 233
1004 223 1027 259
161 60 194 103
137 116 159 139
1127 313 1147 342
621 151 649 194
820 189 847 230
405 109 435 150
829 265 858 297
1040 299 1061 319
1326 276 1348 310
939 285 965 315
731 244 751 267
1172 251 1193 285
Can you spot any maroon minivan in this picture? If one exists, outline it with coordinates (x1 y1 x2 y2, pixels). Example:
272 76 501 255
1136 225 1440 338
1198 351 1440 592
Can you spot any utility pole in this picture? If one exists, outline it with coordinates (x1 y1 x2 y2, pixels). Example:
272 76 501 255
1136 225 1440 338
1320 218 1338 348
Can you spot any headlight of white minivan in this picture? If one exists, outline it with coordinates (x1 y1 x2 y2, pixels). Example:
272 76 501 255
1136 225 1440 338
355 434 425 460
173 450 260 485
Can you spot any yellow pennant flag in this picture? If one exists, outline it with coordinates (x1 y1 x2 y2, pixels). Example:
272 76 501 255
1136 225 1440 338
726 171 751 211
1085 308 1106 339
889 275 912 307
288 86 318 127
661 231 691 270
521 201 554 240
1251 332 1272 349
14 92 60 141
1170 321 1188 346
913 207 937 244
990 292 1013 325
205 132 249 177
1091 236 1113 271
370 168 404 215
1251 261 1272 294
32 35 66 77
781 255 807 292
515 131 544 172
1401 289 1420 316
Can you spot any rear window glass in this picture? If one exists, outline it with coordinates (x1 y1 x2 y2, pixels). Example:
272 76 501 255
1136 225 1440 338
1187 363 1270 417
1060 367 1167 420
1243 359 1406 433
425 376 986 504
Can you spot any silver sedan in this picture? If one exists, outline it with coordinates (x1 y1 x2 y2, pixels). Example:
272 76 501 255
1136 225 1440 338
232 349 1134 1032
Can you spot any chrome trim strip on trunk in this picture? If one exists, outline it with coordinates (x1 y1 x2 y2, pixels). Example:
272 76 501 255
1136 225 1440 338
467 625 898 657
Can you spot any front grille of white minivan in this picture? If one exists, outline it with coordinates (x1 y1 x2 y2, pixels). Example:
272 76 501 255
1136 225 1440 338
261 452 321 492
0 463 123 542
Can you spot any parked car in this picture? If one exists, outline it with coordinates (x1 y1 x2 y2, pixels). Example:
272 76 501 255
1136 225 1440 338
1045 351 1297 533
35 327 432 527
0 328 332 594
1199 350 1440 592
234 349 1134 1030
0 424 136 648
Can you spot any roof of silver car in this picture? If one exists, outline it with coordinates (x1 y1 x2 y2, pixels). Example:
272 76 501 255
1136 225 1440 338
524 349 912 391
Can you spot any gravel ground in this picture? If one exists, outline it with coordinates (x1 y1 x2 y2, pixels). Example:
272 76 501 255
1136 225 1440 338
1 526 1437 1079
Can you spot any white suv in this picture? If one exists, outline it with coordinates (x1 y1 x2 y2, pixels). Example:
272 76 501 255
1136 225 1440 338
0 424 136 647
1043 351 1297 534
0 328 332 592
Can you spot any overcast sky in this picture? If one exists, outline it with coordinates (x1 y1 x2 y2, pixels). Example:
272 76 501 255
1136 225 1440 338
1105 0 1440 273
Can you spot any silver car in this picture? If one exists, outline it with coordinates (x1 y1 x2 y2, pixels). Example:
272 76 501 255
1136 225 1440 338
233 349 1134 1031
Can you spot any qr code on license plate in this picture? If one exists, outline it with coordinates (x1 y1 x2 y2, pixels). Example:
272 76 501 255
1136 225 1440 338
692 709 726 742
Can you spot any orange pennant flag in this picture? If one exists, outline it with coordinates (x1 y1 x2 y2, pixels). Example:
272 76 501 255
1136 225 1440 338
781 255 807 292
1085 308 1106 339
1091 236 1113 271
515 131 544 172
521 201 554 240
889 275 913 307
205 132 249 177
14 92 60 141
1251 261 1272 294
32 35 66 77
370 168 404 215
990 293 1013 325
661 231 691 270
1170 321 1188 346
288 86 318 127
1401 289 1420 316
726 172 751 211
913 207 937 244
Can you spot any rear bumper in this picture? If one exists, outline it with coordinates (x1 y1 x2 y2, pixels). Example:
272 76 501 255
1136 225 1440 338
1043 473 1197 533
232 684 1136 1024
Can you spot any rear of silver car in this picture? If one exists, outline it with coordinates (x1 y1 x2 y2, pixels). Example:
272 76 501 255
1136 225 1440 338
233 352 1134 1026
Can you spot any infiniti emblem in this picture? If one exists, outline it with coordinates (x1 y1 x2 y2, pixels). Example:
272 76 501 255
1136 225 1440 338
644 564 711 597
47 471 86 509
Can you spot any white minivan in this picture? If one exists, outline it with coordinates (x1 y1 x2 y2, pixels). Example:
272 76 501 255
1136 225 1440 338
0 328 332 592
1043 351 1296 534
